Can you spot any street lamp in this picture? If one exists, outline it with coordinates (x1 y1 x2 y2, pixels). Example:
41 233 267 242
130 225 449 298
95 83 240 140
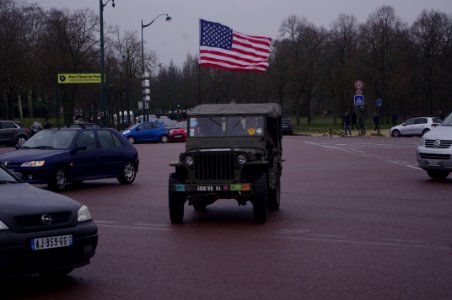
99 0 116 127
140 14 171 119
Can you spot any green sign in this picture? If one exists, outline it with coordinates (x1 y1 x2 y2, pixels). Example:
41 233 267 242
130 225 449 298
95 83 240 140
58 73 101 84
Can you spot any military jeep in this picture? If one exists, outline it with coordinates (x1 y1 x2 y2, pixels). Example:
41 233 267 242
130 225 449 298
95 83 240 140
168 103 283 224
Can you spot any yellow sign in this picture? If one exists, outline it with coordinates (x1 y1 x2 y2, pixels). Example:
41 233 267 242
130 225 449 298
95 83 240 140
58 73 101 84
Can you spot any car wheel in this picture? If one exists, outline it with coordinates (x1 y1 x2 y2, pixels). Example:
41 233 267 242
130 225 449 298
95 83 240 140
117 161 137 184
252 172 268 224
426 170 449 181
169 173 185 224
16 135 27 146
422 128 430 136
267 176 280 211
48 167 68 191
160 135 168 143
391 130 400 137
127 136 136 144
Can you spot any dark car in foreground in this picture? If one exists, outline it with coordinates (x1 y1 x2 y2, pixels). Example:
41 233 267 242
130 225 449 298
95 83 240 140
0 120 31 147
0 166 98 279
0 127 139 191
122 121 169 144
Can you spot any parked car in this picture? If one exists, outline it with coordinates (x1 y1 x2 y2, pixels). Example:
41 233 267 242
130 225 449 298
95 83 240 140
168 121 187 142
122 121 169 143
0 127 139 191
390 117 442 137
0 165 98 279
281 118 293 135
0 120 31 147
416 112 452 181
67 122 101 128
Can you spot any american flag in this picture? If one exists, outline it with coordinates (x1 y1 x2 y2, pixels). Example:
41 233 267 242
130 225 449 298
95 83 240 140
199 19 272 73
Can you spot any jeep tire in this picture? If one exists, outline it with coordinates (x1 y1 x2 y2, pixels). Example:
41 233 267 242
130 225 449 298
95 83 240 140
252 172 268 223
169 173 186 224
268 176 280 211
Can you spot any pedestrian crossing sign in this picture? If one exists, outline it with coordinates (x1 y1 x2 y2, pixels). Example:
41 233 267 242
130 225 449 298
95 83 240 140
354 95 364 106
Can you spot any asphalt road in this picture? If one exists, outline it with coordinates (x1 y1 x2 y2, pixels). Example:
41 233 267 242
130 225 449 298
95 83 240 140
2 135 452 299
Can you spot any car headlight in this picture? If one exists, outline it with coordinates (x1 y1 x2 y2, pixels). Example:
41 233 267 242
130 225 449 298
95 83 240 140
236 154 247 165
0 220 9 230
419 137 425 146
183 155 194 166
21 160 45 167
78 205 92 222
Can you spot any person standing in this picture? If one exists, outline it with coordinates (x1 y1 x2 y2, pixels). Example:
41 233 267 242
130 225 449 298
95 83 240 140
343 112 352 136
358 113 366 135
351 110 357 130
391 113 398 126
373 114 380 131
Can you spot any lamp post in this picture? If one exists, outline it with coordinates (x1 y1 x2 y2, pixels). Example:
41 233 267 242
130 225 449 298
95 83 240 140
99 0 116 127
140 14 171 119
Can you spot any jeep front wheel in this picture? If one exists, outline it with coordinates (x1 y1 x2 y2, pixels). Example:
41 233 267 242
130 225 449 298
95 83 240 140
169 173 186 224
252 172 268 224
268 176 280 211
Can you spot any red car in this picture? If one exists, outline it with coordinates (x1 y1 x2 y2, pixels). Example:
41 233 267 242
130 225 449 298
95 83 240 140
168 121 187 142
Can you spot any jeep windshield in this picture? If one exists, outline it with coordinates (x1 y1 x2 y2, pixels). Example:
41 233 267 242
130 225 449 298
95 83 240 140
189 116 264 137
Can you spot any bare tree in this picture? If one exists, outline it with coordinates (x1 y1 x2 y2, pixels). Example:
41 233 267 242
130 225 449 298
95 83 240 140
411 10 452 115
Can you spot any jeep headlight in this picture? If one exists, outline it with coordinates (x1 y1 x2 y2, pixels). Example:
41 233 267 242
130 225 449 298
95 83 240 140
21 160 45 167
236 154 247 165
78 205 92 222
184 155 194 166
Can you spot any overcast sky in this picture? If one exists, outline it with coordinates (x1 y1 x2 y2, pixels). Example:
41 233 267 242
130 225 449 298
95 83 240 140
34 0 452 68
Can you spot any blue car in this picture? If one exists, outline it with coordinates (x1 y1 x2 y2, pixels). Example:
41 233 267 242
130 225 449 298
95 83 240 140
0 128 139 191
122 121 169 144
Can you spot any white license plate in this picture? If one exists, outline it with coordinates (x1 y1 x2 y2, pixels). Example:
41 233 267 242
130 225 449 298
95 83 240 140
426 160 441 167
196 185 223 192
31 234 73 251
174 134 182 138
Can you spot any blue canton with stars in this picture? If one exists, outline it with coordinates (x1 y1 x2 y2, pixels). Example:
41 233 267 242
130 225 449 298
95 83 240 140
200 19 233 50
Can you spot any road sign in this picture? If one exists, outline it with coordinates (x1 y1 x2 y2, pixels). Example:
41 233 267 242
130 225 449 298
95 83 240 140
58 73 101 84
354 95 364 106
376 98 383 107
354 80 364 90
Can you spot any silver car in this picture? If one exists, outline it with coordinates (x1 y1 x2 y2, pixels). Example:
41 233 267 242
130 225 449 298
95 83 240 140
390 117 442 137
417 113 452 181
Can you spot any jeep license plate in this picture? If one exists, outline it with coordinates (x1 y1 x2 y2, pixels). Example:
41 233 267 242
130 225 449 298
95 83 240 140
196 185 223 192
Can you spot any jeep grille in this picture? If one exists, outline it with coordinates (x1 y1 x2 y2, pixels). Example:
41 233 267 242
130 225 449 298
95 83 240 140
193 152 235 181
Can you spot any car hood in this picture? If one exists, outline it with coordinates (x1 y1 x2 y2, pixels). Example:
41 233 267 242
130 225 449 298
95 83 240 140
0 149 68 163
0 183 80 218
423 126 452 140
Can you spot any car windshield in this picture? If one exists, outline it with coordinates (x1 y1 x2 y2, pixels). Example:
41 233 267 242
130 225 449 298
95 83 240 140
21 130 77 150
175 122 187 129
0 167 19 183
441 113 452 126
189 116 264 137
